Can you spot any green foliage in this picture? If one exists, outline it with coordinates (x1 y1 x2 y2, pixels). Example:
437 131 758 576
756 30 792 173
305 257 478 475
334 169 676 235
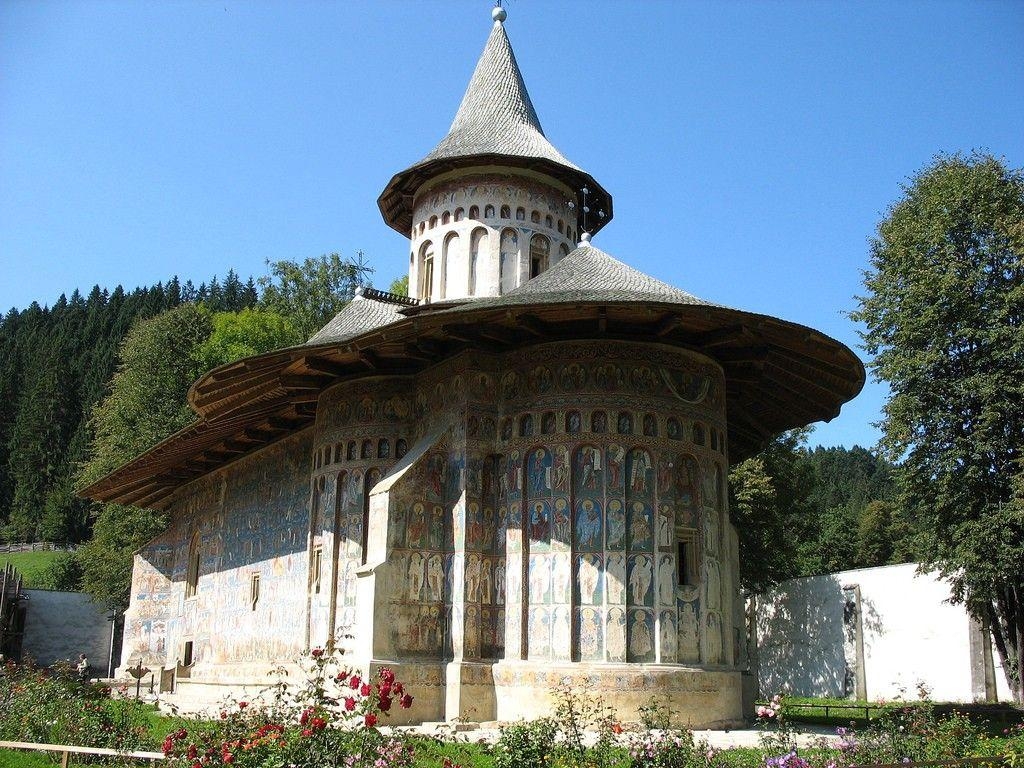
0 659 151 751
390 274 410 297
195 307 302 371
852 151 1024 700
80 303 213 488
493 717 559 768
258 252 373 339
38 550 84 591
78 504 167 610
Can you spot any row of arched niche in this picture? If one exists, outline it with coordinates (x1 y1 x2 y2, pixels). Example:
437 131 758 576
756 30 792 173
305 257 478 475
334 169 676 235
414 205 577 243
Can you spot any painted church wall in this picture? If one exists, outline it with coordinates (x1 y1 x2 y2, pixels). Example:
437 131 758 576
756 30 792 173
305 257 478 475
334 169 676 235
119 430 314 675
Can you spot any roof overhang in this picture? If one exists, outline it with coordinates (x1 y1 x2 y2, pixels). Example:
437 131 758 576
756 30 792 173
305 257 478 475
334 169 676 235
79 298 863 510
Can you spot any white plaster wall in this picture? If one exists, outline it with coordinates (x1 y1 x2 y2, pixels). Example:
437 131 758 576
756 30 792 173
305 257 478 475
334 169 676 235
757 563 1013 702
22 589 112 670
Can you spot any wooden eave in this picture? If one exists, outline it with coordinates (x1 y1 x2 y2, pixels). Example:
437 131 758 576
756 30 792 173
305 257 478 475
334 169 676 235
79 299 863 511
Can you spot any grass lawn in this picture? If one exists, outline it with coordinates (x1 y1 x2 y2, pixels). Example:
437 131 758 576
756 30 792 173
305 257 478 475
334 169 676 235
1 550 63 588
0 748 58 766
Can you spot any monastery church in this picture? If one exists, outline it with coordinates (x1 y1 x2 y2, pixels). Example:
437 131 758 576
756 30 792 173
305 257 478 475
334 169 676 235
82 7 863 726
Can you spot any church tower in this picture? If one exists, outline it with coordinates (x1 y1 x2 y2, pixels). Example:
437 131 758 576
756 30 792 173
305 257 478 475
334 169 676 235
378 7 612 303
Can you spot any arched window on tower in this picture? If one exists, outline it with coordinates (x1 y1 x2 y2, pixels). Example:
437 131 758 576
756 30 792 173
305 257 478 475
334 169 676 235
429 215 437 229
500 229 518 294
500 205 511 219
531 210 540 224
442 211 451 225
469 205 480 220
419 240 434 301
441 231 459 301
545 215 553 228
516 207 526 221
454 207 464 222
469 227 487 296
529 234 550 279
485 204 495 218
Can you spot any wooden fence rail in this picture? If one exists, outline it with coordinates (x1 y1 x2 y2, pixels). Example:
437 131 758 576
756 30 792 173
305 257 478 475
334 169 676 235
851 758 1008 768
0 542 78 554
0 739 165 766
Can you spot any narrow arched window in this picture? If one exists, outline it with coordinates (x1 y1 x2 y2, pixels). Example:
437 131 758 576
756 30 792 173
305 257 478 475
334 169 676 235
419 241 434 301
429 215 437 229
529 234 550 279
693 423 706 446
519 414 534 437
378 439 390 459
469 205 480 220
185 533 200 599
531 210 540 224
454 207 464 222
442 211 451 225
469 228 487 296
516 207 526 221
485 204 495 218
396 439 408 459
557 219 564 233
441 231 459 301
361 439 373 459
545 215 553 228
500 229 518 294
559 242 570 258
500 205 511 219
347 441 357 460
418 221 425 235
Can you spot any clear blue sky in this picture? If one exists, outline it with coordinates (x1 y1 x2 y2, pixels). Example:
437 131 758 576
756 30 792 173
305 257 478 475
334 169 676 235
2 0 1022 450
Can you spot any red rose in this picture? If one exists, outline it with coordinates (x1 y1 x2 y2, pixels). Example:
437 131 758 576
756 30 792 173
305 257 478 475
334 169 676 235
399 693 414 709
238 701 248 709
312 716 327 730
378 667 395 685
378 695 392 712
344 697 356 711
364 713 378 728
360 682 371 697
311 647 324 658
302 728 313 737
349 674 362 689
379 682 392 697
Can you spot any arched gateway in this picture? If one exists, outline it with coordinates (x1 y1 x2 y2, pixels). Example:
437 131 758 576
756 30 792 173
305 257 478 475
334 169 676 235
81 7 863 726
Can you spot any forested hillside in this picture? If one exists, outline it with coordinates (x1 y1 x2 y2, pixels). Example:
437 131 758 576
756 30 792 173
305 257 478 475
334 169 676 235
0 272 258 543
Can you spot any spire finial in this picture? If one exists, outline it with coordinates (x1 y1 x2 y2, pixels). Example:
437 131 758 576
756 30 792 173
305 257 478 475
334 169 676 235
492 3 506 25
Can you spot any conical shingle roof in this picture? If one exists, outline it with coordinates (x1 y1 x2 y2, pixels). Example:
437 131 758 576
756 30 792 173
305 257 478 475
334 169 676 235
378 15 612 236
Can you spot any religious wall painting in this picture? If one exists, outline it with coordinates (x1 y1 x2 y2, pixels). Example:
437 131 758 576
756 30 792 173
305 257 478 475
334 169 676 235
703 510 719 558
667 417 681 441
528 365 553 395
677 600 700 662
551 605 571 660
529 606 550 658
606 552 626 604
606 607 626 662
500 371 520 401
657 553 676 607
408 552 426 601
566 411 582 434
627 553 653 606
527 501 551 550
704 559 721 611
627 608 655 662
606 444 625 492
627 501 653 551
630 365 659 394
494 558 507 604
575 499 603 552
528 553 552 604
704 612 723 664
591 411 608 433
627 448 653 497
552 445 570 492
551 497 571 547
605 500 625 550
465 605 480 658
466 502 485 550
406 503 427 549
574 445 603 494
551 552 571 604
576 606 603 661
559 363 586 391
479 557 494 603
657 505 673 549
593 363 621 391
659 610 678 663
429 505 445 550
643 414 658 438
575 553 603 605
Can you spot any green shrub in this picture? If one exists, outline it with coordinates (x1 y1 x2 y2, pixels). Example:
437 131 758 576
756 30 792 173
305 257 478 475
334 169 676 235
493 717 558 768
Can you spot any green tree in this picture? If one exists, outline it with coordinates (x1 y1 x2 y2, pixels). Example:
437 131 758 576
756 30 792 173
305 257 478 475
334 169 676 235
852 152 1024 700
389 274 409 297
258 252 373 339
195 308 302 372
729 429 816 593
79 304 213 487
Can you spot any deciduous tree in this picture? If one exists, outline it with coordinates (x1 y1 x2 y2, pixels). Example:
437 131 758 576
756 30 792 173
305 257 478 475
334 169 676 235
852 152 1024 700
